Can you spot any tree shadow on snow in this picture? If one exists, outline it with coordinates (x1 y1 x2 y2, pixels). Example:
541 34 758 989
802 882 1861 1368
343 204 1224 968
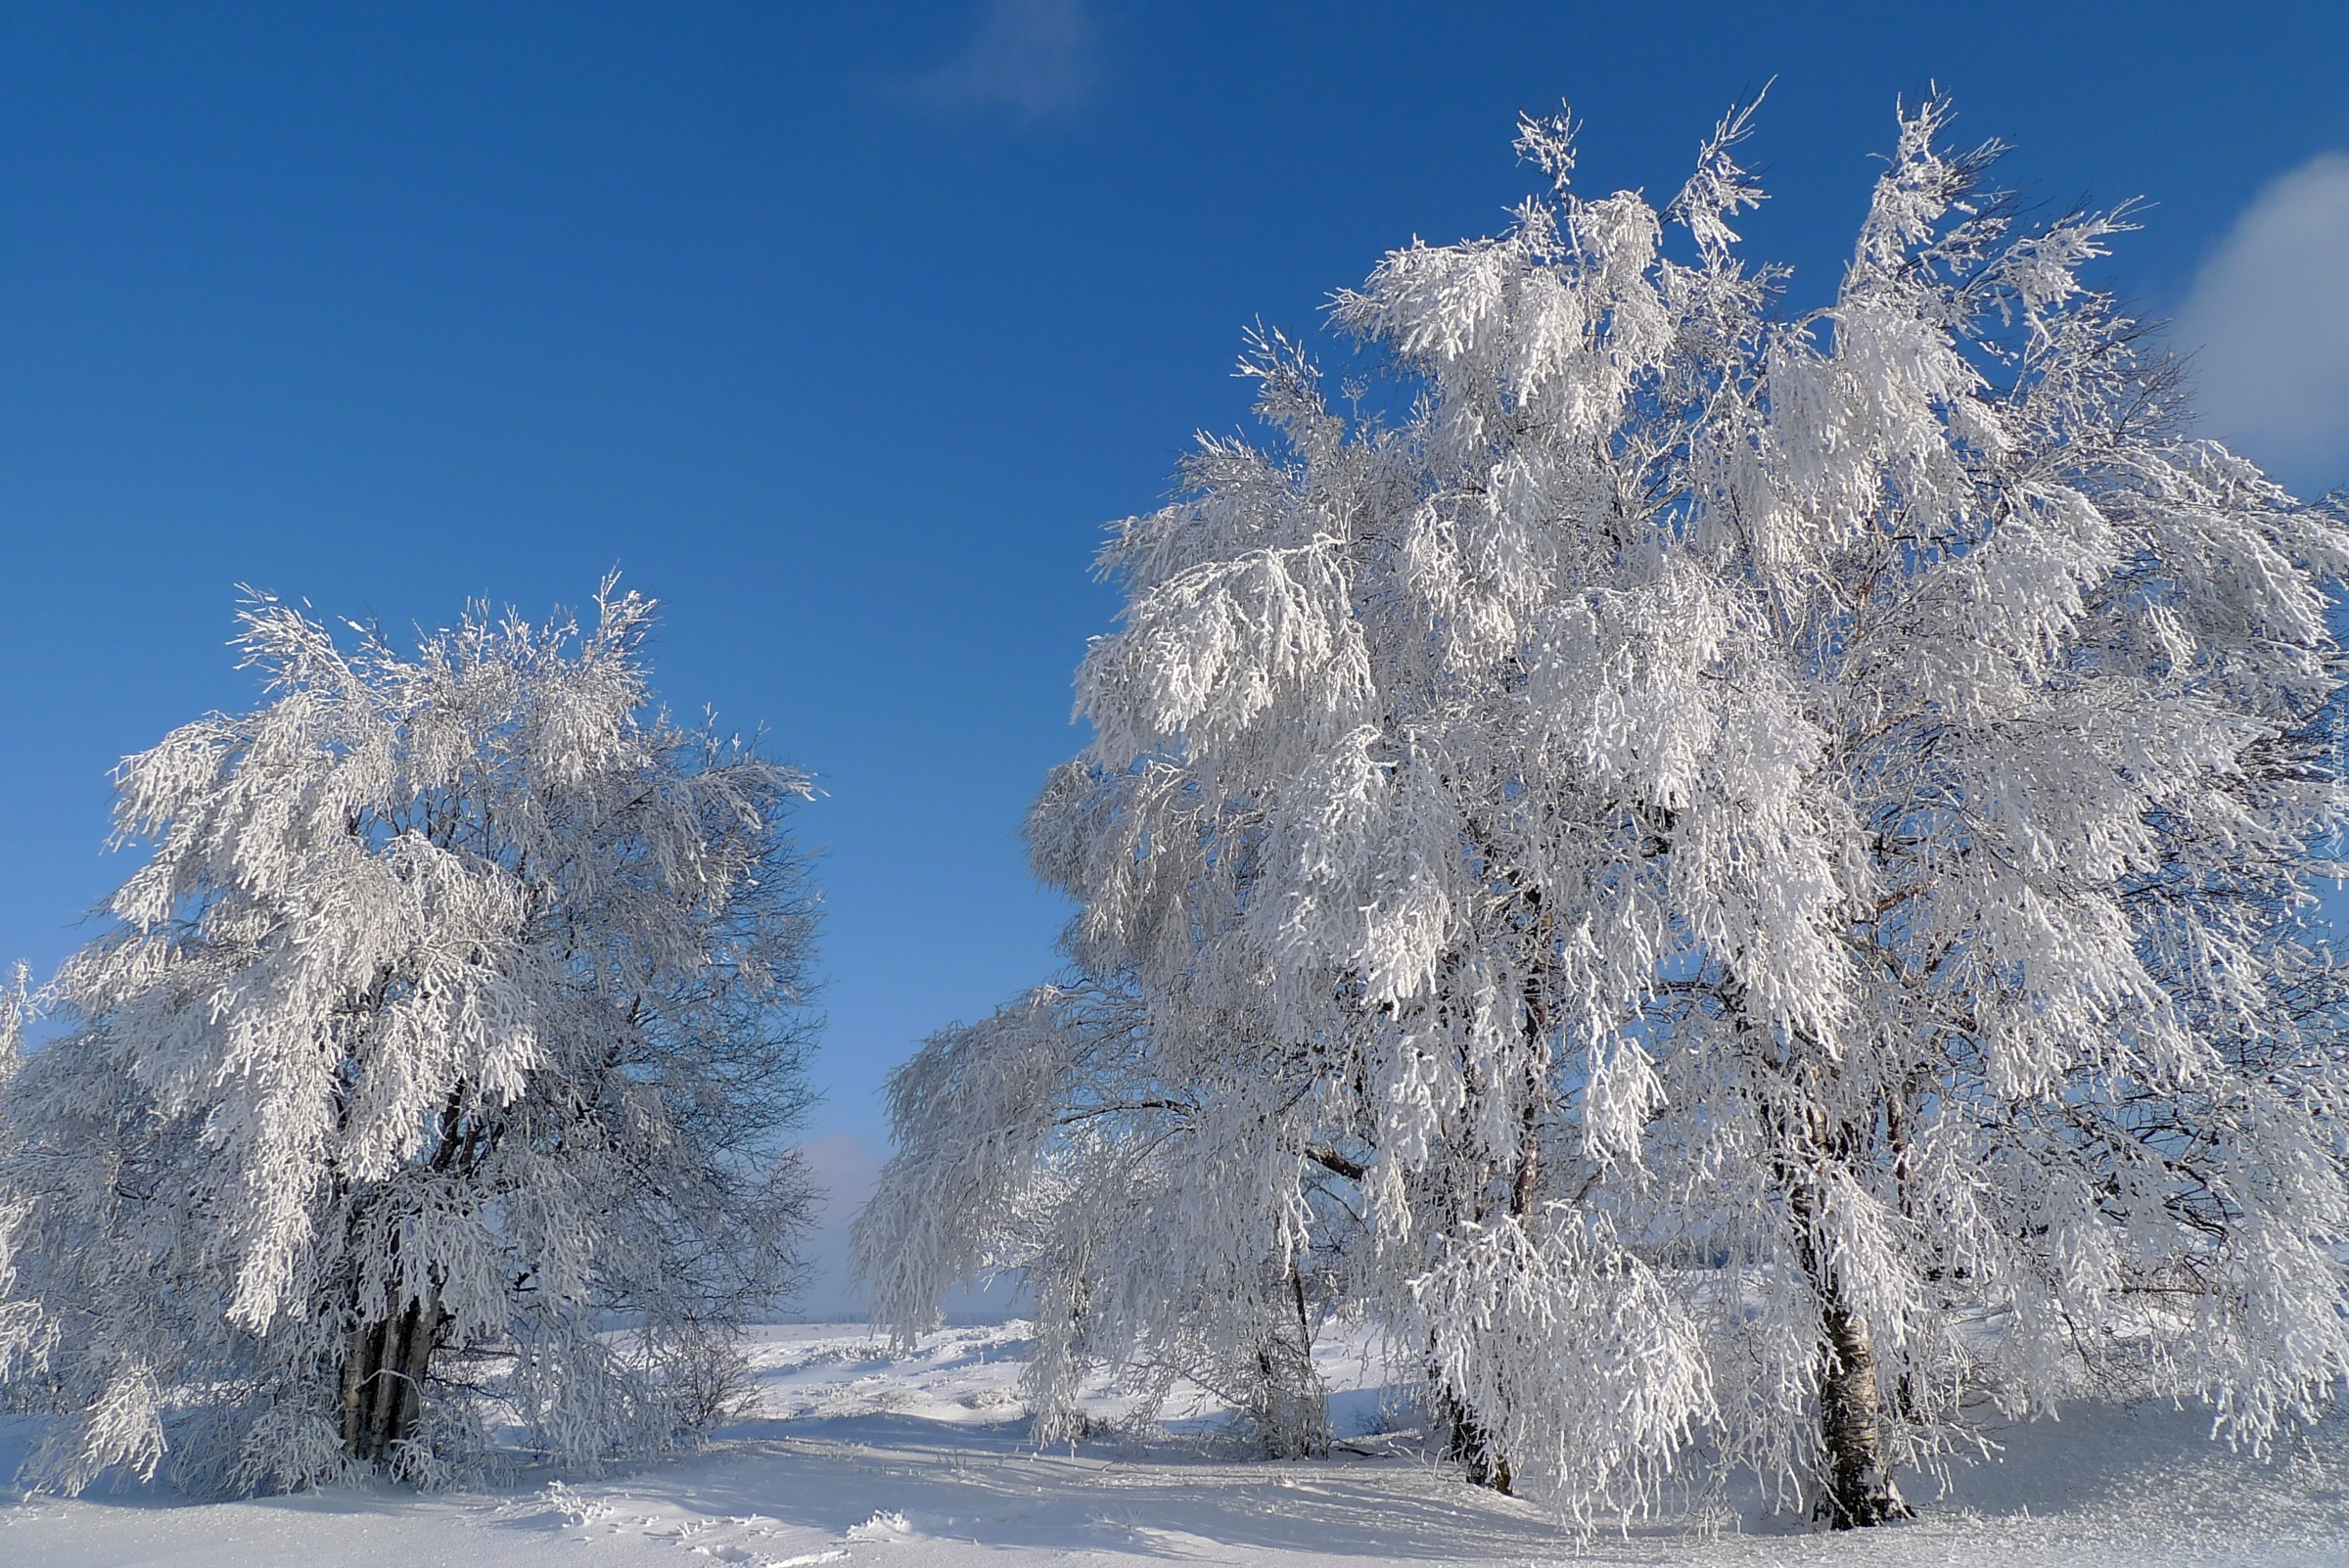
622 1410 1577 1560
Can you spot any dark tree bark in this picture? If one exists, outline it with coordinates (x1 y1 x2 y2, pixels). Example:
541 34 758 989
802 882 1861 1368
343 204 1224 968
1432 1378 1513 1494
1728 978 1911 1529
338 1093 468 1466
342 1288 442 1464
1433 904 1550 1497
1251 1267 1330 1459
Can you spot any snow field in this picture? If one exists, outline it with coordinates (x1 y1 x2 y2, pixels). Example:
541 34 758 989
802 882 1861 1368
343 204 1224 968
4 1320 2345 1567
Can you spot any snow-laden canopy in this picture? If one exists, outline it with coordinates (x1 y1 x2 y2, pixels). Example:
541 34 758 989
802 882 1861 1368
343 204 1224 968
0 583 819 1494
862 99 2349 1526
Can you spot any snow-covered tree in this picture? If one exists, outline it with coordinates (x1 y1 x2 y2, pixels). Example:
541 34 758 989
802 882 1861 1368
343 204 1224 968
0 583 819 1495
856 976 1347 1458
0 963 23 1107
860 98 2349 1527
0 966 30 1391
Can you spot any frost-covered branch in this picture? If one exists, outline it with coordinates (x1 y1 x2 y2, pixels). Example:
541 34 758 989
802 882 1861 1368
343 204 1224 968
867 92 2349 1529
0 586 822 1495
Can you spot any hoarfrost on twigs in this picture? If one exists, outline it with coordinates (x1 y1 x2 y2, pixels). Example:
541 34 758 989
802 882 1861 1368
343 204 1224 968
0 580 822 1494
858 94 2349 1529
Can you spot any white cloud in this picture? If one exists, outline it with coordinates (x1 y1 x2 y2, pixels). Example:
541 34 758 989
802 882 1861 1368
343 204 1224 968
2175 152 2349 497
901 0 1100 120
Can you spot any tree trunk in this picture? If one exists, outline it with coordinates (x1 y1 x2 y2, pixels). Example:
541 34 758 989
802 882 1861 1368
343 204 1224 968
1812 1286 1909 1528
1432 911 1549 1497
1727 976 1911 1530
1431 1377 1512 1494
1252 1341 1328 1459
342 1290 440 1466
1250 1268 1330 1459
1790 1194 1910 1529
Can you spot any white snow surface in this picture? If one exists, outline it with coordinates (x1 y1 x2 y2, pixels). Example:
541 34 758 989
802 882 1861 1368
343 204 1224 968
4 1321 2344 1567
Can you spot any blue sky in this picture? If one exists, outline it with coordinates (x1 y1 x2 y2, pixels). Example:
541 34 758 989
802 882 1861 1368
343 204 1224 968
3 2 2346 1313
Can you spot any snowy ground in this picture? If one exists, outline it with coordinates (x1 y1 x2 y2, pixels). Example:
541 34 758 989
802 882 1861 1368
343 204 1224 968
5 1322 2346 1567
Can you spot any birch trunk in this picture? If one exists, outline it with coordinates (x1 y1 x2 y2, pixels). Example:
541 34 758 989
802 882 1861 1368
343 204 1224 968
1789 1187 1911 1528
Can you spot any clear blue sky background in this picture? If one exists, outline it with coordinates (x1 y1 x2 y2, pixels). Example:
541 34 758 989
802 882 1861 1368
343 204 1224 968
4 2 2347 1313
